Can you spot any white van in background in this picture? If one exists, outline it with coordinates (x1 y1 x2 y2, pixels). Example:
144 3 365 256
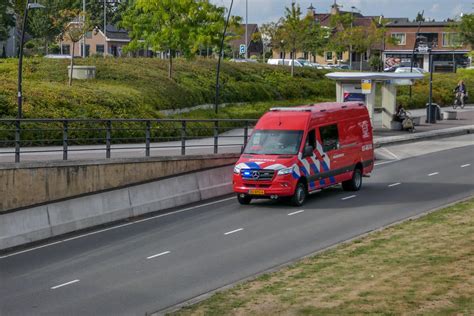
267 59 304 67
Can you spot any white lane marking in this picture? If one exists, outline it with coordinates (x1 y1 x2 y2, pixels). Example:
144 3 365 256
146 251 171 260
342 195 357 201
0 197 236 259
428 172 439 177
381 147 400 160
51 279 80 290
288 210 305 216
388 182 402 187
461 164 471 168
374 160 396 167
224 228 244 236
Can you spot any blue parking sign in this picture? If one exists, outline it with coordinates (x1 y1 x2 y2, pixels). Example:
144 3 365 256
240 44 246 55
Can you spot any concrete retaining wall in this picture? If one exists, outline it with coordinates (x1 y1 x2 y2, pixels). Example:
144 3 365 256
0 154 239 213
0 165 233 250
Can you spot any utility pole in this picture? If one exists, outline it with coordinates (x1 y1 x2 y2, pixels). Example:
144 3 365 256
82 0 86 58
215 0 234 114
245 0 248 59
104 0 107 58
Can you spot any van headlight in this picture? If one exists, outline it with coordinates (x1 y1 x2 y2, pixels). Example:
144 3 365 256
278 166 294 175
233 166 242 174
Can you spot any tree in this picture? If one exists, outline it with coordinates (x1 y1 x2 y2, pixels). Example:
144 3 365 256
457 13 474 46
260 19 286 59
281 2 305 77
302 15 329 63
0 0 15 43
57 9 92 86
27 0 76 55
121 0 227 79
71 0 127 29
415 12 425 22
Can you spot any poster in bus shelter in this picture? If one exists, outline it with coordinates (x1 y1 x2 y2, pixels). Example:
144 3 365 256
342 84 366 103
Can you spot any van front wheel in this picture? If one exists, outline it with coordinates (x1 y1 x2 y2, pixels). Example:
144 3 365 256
342 168 363 191
291 182 307 206
237 194 252 205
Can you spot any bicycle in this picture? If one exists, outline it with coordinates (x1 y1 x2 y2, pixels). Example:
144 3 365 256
453 91 466 109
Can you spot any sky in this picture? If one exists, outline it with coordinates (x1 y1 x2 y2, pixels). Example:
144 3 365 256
211 0 473 25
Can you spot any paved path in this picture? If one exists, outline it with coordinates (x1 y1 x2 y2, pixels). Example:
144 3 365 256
0 106 472 164
1 137 473 315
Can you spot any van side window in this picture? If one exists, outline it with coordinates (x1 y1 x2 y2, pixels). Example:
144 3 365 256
305 129 316 149
319 124 339 152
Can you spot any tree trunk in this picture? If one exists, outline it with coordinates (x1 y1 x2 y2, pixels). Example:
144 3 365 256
360 53 363 71
168 50 173 79
69 42 75 86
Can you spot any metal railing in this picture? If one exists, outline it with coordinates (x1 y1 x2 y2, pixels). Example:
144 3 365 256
0 119 257 163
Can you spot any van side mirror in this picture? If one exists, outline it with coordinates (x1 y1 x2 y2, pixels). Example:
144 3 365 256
303 146 314 157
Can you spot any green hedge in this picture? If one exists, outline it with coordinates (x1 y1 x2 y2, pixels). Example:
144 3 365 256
397 69 474 108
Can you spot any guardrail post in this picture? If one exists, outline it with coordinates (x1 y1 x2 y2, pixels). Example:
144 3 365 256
243 121 249 148
213 121 219 154
15 120 20 163
62 120 68 160
145 120 151 157
181 120 186 156
106 120 111 159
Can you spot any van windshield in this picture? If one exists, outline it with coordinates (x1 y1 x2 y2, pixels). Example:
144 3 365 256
244 130 303 155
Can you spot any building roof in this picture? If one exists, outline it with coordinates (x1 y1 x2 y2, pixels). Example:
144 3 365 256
387 21 454 27
101 24 130 41
229 24 259 46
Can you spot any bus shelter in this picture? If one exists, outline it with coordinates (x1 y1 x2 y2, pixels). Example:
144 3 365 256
325 72 424 130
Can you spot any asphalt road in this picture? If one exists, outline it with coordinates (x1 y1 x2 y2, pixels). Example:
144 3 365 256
1 144 473 316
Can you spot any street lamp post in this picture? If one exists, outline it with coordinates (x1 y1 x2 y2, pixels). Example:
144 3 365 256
17 1 45 119
245 0 248 59
215 0 234 114
426 48 436 124
104 0 107 58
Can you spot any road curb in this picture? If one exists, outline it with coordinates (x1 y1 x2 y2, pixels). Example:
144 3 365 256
374 125 474 148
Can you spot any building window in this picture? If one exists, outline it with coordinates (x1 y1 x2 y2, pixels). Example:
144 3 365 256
442 33 461 47
62 44 70 55
337 52 343 60
325 51 333 61
391 33 406 45
304 52 309 60
85 31 92 39
96 44 104 54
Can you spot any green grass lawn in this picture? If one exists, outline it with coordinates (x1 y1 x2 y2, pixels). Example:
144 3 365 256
0 57 334 119
171 199 474 315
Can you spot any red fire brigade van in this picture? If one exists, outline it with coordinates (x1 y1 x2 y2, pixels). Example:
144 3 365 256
233 102 374 206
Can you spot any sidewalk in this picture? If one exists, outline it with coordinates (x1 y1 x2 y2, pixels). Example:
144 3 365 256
0 106 473 164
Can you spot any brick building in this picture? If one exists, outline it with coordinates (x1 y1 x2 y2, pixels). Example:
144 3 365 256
271 1 383 70
384 21 471 72
60 24 152 58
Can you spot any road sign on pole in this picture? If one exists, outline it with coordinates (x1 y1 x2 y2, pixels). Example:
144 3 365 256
239 44 246 56
361 79 372 94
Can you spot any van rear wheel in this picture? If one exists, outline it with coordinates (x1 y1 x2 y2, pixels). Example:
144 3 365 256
237 194 252 205
291 182 307 206
342 168 363 191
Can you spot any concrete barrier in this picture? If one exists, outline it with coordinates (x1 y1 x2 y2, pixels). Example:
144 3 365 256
0 165 233 251
0 154 240 213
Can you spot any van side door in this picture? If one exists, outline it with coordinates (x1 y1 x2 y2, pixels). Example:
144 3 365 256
317 124 343 185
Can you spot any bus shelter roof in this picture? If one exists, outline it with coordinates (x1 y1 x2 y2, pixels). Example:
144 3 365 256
325 72 425 82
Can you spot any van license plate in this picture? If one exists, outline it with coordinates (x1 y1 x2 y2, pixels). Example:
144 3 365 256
249 189 265 195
